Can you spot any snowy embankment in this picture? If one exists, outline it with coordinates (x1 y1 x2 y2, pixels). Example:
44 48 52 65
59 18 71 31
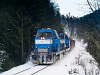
0 61 35 75
0 40 100 75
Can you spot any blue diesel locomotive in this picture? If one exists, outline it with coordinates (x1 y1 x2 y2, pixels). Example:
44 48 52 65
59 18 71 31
31 28 72 64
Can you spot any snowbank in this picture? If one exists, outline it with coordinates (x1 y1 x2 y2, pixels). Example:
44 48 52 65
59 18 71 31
0 61 35 75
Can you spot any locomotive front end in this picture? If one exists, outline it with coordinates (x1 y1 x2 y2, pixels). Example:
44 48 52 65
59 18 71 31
32 29 54 64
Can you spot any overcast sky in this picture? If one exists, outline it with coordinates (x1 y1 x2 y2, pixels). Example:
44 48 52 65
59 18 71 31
55 0 91 17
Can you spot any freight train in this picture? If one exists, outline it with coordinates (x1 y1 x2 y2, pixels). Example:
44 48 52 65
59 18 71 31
31 28 75 64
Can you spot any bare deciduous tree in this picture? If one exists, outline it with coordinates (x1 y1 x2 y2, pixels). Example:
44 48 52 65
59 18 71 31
87 0 100 12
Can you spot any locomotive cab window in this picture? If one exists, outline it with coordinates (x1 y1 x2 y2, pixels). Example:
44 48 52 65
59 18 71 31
59 35 64 39
36 32 52 38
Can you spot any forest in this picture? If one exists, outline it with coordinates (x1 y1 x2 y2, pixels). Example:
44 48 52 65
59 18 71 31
0 0 100 71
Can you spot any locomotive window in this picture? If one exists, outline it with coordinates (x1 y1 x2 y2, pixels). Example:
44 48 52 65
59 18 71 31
36 32 52 38
59 34 64 39
60 36 64 39
65 35 68 39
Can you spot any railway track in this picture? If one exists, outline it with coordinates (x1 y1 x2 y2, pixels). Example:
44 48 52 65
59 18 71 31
12 65 49 75
13 67 32 75
30 65 49 75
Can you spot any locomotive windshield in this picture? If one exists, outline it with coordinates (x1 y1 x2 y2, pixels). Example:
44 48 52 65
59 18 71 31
59 35 64 39
59 33 64 39
36 32 52 38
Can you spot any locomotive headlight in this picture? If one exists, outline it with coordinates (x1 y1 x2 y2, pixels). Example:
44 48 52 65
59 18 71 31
42 37 45 40
48 46 50 49
40 37 45 40
41 37 42 40
36 46 38 49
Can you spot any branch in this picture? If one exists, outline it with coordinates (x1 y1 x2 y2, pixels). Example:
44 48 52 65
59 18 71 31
87 0 94 12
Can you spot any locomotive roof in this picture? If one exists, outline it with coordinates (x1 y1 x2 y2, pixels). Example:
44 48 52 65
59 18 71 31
37 29 55 32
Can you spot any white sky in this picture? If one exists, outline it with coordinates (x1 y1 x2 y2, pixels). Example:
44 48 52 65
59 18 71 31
55 0 91 17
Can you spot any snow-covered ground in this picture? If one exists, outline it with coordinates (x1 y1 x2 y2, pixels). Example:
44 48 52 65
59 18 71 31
0 40 100 75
